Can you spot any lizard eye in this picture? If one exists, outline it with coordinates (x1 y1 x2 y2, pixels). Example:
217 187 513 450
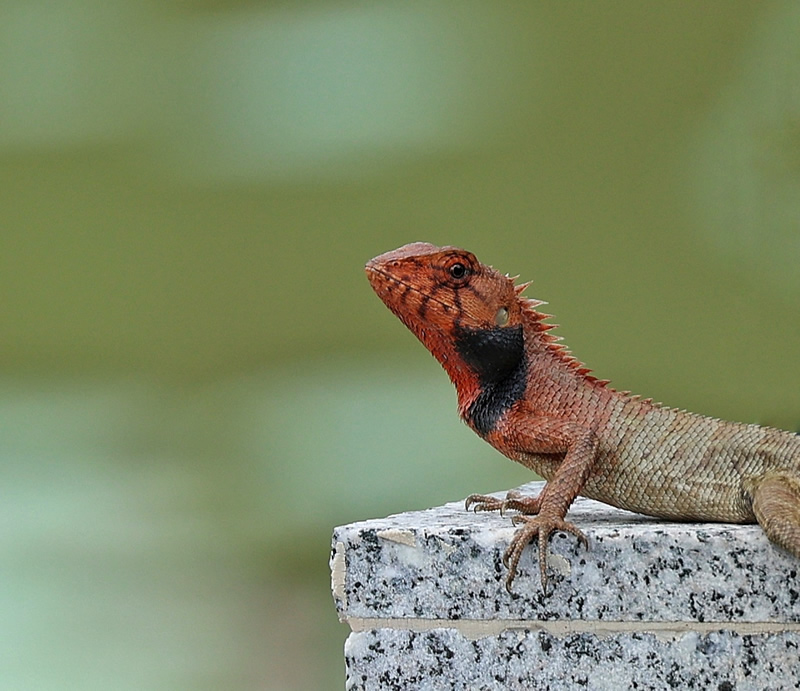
449 263 467 279
495 307 509 327
441 252 476 287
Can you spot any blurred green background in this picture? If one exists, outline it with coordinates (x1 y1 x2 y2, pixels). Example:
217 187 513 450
1 1 799 688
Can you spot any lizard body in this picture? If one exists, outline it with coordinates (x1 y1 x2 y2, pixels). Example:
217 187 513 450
366 242 800 591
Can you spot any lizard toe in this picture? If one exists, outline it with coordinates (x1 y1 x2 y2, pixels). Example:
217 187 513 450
502 490 542 516
466 491 541 516
465 493 503 513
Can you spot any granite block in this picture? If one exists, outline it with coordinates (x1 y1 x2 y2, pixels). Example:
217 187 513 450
331 481 800 689
345 628 800 691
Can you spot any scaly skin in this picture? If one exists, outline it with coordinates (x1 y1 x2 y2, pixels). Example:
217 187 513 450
366 242 800 592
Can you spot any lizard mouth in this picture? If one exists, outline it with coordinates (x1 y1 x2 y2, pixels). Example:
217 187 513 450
365 264 453 312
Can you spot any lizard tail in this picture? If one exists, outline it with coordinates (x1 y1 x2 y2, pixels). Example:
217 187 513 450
751 471 800 558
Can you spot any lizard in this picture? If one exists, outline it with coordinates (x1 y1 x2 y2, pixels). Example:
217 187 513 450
365 241 800 592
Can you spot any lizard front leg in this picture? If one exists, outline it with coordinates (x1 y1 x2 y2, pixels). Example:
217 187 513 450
749 470 800 558
468 410 599 592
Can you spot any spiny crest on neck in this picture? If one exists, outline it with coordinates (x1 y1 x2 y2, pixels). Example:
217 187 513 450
513 279 611 388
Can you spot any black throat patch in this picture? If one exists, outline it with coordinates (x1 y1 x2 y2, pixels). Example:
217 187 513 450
455 324 527 436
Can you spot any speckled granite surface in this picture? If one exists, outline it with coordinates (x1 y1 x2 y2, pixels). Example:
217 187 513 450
331 481 800 690
345 628 800 691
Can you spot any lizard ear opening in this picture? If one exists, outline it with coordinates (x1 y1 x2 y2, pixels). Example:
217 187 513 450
495 307 509 327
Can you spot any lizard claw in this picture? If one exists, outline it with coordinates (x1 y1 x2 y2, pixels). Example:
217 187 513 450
465 493 500 512
502 514 588 593
465 490 541 517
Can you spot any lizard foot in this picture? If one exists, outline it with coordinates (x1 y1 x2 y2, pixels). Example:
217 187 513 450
502 513 588 593
465 490 541 516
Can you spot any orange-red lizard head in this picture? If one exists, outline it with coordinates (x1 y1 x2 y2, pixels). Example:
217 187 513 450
366 243 528 417
366 242 522 336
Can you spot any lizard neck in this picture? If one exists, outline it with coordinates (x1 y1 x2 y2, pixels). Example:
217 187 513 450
449 324 528 435
451 315 612 435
